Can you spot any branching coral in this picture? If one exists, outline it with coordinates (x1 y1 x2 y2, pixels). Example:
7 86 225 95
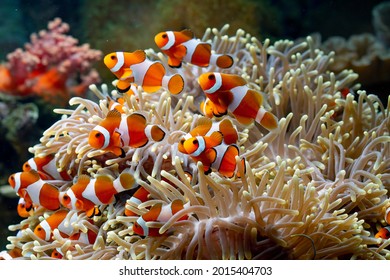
0 18 102 105
2 25 389 260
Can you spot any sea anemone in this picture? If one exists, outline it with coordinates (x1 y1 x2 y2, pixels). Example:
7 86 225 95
2 25 389 260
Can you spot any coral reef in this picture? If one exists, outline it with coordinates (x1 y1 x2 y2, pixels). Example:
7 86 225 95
1 25 389 260
0 18 102 105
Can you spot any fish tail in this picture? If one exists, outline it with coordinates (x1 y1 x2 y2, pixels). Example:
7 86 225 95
210 54 234 69
162 73 184 95
145 124 166 142
114 172 137 192
255 107 279 131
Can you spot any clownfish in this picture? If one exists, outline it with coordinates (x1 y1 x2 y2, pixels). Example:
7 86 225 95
16 197 33 218
180 116 238 146
88 109 166 158
51 229 98 259
154 30 234 69
8 170 60 211
375 226 390 239
22 154 72 181
34 209 78 241
198 72 278 130
104 50 184 95
59 172 137 217
133 199 189 236
125 186 150 217
178 118 245 178
179 138 244 178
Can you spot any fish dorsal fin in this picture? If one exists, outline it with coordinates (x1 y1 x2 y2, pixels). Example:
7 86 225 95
180 29 194 39
127 113 147 128
206 131 223 148
95 174 113 183
221 74 247 90
131 50 147 64
219 118 238 144
77 174 91 184
191 117 212 136
196 116 212 128
142 203 162 221
106 109 122 120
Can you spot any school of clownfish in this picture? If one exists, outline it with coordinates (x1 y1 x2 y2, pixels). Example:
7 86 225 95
5 29 390 259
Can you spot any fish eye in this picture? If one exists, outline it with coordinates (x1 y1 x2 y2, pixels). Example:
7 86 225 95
63 195 70 201
95 132 101 138
208 74 215 80
36 227 42 231
193 139 198 145
10 176 15 181
110 55 116 60
162 34 167 39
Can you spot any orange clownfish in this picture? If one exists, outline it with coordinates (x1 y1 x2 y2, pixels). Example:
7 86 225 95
8 170 60 211
154 30 234 69
34 209 78 241
51 229 97 259
88 109 166 157
179 139 244 178
198 72 278 130
23 154 72 181
180 116 238 146
133 199 189 237
178 118 245 178
59 172 136 217
17 197 34 218
104 50 184 95
375 226 390 240
125 186 150 217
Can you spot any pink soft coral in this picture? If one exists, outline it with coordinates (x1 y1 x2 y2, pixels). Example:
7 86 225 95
0 18 102 104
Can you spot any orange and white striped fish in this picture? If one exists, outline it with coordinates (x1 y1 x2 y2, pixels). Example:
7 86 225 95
8 170 60 211
107 84 138 114
179 138 244 178
154 30 234 69
23 154 72 181
125 186 150 217
104 50 184 95
178 118 245 178
51 229 97 259
34 209 78 241
59 172 136 217
180 116 238 146
88 109 166 157
198 72 278 130
133 199 189 236
375 226 390 239
16 197 33 218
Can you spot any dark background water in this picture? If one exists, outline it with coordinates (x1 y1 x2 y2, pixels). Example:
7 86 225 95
0 0 388 252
